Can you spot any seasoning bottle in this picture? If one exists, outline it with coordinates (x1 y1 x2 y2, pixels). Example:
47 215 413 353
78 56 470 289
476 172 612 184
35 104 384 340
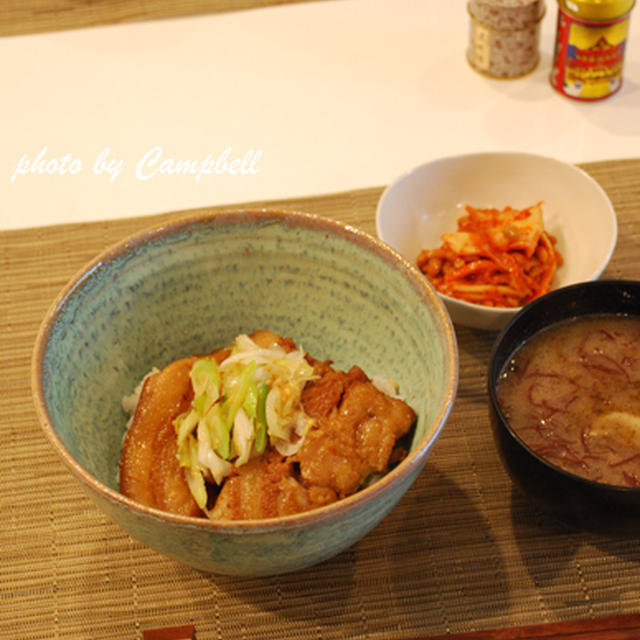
468 0 546 78
550 0 636 100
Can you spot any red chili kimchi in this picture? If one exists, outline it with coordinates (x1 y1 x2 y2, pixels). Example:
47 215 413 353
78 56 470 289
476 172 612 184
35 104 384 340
417 203 563 308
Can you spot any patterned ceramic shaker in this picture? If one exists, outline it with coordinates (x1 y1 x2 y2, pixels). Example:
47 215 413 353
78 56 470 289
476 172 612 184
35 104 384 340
468 0 547 77
550 0 636 100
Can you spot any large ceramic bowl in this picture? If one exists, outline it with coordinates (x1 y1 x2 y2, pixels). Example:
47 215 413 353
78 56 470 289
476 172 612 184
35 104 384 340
32 209 458 576
377 152 617 331
488 280 640 536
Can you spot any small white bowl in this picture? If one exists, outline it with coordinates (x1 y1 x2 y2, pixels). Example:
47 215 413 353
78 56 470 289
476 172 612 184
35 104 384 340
376 152 618 331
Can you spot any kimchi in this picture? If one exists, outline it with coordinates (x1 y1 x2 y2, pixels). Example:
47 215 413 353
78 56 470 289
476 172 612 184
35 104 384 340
417 203 563 308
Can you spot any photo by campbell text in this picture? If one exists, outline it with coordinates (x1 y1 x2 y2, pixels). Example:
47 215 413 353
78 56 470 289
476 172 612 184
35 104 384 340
10 146 263 184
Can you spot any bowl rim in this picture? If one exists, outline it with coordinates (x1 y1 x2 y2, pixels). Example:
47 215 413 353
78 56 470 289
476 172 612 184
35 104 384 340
376 150 618 318
31 208 459 532
487 279 640 495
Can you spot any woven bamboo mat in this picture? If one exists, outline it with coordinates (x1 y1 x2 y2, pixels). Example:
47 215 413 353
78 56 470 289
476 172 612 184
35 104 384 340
1 158 639 640
0 0 322 37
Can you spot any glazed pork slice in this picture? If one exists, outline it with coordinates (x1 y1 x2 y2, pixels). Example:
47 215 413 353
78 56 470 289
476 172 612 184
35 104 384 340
209 367 415 520
119 356 203 517
296 376 416 497
208 449 338 520
300 365 368 419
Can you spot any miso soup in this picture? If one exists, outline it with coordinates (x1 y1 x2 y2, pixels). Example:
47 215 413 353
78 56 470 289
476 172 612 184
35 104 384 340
497 314 640 488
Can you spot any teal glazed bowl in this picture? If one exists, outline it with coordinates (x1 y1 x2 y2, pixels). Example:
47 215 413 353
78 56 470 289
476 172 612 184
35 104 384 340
32 210 458 576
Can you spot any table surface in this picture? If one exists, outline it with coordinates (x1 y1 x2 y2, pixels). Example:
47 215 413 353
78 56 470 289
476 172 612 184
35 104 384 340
1 0 639 231
2 157 640 640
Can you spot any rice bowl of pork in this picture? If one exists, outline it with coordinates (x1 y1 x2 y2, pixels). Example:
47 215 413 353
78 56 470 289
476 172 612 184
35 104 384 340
31 209 458 576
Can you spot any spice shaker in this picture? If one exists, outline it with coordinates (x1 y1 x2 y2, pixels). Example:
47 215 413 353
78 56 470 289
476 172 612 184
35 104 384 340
550 0 636 100
468 0 546 78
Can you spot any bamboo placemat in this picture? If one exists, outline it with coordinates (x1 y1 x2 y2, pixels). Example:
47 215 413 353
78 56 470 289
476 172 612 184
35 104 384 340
1 159 639 640
0 0 322 37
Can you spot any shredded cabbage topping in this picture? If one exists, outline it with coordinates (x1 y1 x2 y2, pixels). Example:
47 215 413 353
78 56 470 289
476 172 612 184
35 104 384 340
173 334 317 509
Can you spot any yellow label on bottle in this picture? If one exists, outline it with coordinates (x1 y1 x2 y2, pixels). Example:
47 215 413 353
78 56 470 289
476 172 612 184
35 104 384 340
551 7 631 99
